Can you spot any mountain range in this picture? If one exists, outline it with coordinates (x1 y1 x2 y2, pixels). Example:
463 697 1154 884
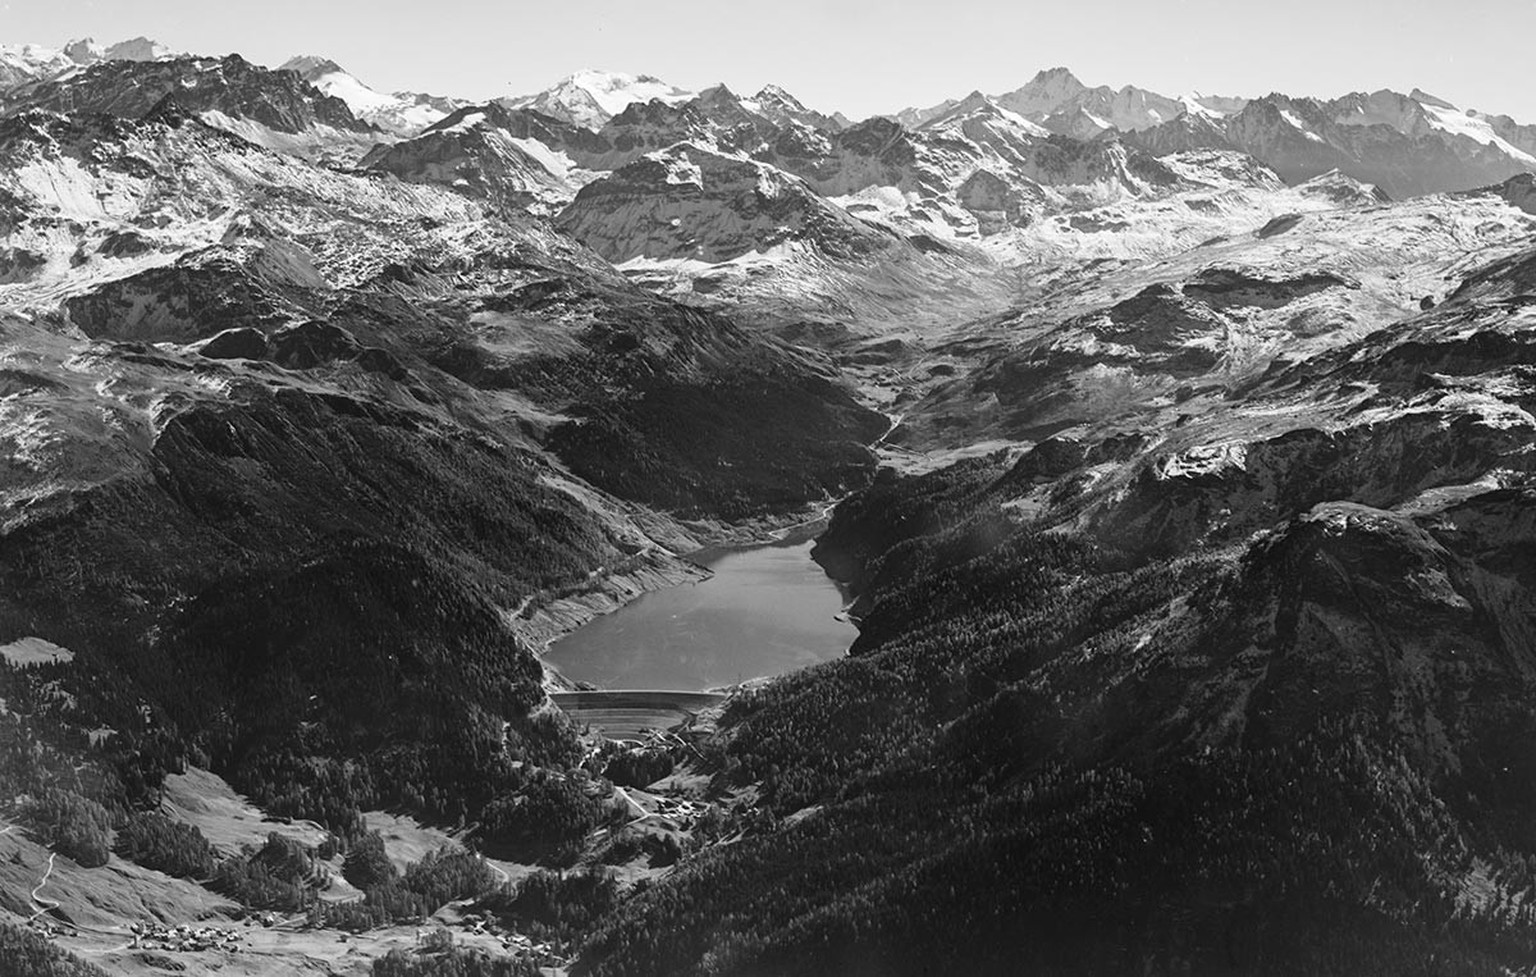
4 31 1536 977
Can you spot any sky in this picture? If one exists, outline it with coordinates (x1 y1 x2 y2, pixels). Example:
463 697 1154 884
4 0 1536 121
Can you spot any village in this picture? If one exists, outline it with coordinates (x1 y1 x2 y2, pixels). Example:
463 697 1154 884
128 920 245 954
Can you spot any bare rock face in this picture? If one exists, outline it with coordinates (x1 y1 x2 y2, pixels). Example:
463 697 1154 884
63 243 323 342
61 36 176 65
0 245 45 282
0 44 75 92
196 327 270 360
1471 171 1536 215
1125 110 1235 155
1207 490 1536 779
1133 90 1536 198
501 69 695 130
362 106 579 216
556 144 898 264
957 169 1037 234
280 54 463 137
1 53 374 137
992 67 1187 134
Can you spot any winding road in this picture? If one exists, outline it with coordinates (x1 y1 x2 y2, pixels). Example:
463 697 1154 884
0 824 61 925
27 851 58 923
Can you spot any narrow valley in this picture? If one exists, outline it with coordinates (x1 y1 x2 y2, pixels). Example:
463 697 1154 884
3 12 1536 977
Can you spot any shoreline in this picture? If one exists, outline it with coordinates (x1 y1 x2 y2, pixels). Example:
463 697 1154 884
525 496 851 694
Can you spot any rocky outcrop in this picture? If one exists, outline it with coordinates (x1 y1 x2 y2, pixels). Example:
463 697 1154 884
501 69 694 130
556 144 898 263
362 107 578 215
994 67 1187 133
1133 91 1536 197
1 53 374 136
62 243 324 342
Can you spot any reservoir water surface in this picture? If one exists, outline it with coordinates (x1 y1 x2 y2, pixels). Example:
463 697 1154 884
545 540 856 690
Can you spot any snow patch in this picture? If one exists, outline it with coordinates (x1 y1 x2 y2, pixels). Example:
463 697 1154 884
1279 109 1324 143
505 69 695 128
1421 102 1536 163
656 152 703 187
441 111 487 134
509 136 577 180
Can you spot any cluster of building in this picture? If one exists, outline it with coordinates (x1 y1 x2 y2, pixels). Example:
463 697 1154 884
128 920 244 953
26 916 75 938
651 795 708 828
498 929 565 966
452 916 565 966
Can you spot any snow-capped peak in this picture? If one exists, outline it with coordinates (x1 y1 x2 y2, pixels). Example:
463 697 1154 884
279 54 387 110
505 69 696 129
751 84 807 112
0 36 178 91
0 43 75 88
995 67 1090 118
1329 89 1427 135
1275 104 1326 143
63 36 178 65
1416 97 1536 163
1029 66 1086 91
1408 87 1457 111
280 55 344 78
276 54 456 136
922 90 1050 137
1187 92 1250 118
1177 93 1222 120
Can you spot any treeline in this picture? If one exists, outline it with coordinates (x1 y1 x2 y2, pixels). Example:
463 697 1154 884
810 454 1012 590
716 518 1149 811
371 943 540 977
115 811 217 878
0 654 185 824
0 389 610 847
0 922 111 977
312 846 496 931
550 375 881 519
569 458 1536 976
21 789 113 868
150 538 580 826
205 830 502 928
476 771 615 862
213 833 322 911
585 731 1536 977
598 745 673 789
475 869 621 950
